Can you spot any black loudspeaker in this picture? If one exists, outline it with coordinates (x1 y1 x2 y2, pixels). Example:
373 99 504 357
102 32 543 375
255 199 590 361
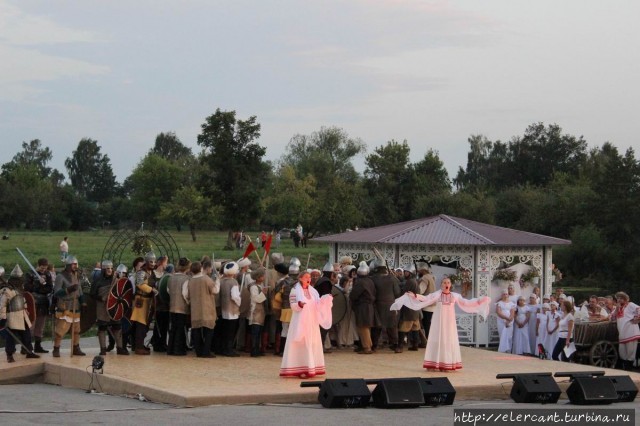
607 376 638 402
318 379 371 408
372 378 425 408
566 377 618 405
509 374 561 404
418 377 456 406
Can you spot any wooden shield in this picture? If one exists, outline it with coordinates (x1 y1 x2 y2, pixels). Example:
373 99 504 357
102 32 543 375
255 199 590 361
331 286 347 325
107 277 134 321
157 275 170 305
80 296 97 334
23 291 37 325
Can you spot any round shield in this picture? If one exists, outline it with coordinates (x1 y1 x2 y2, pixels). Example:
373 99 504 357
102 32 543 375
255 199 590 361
331 286 347 325
80 296 97 334
107 277 134 321
158 275 170 305
23 291 37 325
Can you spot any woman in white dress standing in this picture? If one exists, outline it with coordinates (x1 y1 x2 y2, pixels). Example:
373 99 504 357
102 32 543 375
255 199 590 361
496 290 516 353
536 303 550 358
279 272 333 378
526 294 539 355
545 301 561 356
512 296 531 355
390 277 490 372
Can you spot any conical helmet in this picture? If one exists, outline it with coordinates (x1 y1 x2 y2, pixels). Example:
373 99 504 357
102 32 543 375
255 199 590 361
10 264 23 277
357 261 369 276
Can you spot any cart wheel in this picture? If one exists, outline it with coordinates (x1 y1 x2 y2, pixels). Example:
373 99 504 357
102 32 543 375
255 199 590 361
589 340 618 368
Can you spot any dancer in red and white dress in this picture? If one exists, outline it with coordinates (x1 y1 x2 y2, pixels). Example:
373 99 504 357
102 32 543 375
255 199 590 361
391 277 490 371
279 272 333 378
611 291 640 370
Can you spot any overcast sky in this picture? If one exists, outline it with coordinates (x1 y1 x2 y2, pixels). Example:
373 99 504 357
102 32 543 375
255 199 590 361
1 0 639 183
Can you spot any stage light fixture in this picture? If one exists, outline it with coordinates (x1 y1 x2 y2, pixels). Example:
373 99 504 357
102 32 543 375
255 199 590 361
92 355 105 372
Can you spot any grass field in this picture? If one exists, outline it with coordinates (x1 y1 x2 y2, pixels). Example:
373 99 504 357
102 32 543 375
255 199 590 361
0 230 331 274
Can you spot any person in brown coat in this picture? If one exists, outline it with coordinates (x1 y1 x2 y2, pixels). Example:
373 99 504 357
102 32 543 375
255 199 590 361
398 266 420 352
167 257 191 356
185 261 219 358
370 260 401 352
349 261 377 354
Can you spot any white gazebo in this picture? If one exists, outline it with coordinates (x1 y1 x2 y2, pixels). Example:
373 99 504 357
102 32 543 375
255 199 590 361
312 214 571 346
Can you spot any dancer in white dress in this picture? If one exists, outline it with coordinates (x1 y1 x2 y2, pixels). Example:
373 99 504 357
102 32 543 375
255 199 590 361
512 296 531 355
496 290 516 353
279 272 333 378
612 291 640 370
390 277 490 371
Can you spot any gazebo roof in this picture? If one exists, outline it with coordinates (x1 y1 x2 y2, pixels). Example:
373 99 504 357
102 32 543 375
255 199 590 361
312 214 571 246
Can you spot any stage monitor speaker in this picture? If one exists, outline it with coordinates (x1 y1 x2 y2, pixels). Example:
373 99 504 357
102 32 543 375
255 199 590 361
607 375 638 403
418 377 456 406
372 378 425 408
509 374 561 404
317 379 371 408
566 377 618 405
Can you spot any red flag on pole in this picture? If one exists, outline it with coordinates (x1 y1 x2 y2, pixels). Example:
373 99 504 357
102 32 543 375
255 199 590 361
264 234 273 255
243 241 256 259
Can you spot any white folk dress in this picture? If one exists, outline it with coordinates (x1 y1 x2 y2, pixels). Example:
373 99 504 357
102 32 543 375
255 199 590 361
511 306 531 355
391 290 490 371
545 311 561 355
496 300 515 353
279 283 333 378
613 302 640 361
526 304 539 354
536 311 549 356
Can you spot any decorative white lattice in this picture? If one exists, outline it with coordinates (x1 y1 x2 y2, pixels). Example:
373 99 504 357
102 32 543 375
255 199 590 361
487 246 545 344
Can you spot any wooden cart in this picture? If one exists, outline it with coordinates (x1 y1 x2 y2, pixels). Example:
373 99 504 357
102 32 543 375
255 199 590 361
573 320 618 368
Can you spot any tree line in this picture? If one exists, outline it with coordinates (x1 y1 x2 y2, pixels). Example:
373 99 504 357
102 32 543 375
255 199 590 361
1 110 638 295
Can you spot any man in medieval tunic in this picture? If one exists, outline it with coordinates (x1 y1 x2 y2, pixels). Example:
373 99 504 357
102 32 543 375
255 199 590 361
90 260 129 356
314 262 337 353
271 258 289 355
185 260 219 358
1 267 40 362
398 266 420 352
391 277 490 371
350 261 377 354
370 260 402 352
167 257 191 356
52 256 86 357
130 252 158 355
23 258 53 353
219 261 241 357
277 258 299 355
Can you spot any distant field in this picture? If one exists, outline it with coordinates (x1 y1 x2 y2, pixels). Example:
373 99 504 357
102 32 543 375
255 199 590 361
0 230 331 274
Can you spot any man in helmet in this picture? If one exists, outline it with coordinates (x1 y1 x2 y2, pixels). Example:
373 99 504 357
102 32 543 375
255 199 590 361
150 255 169 353
129 252 158 355
52 256 86 357
1 267 40 362
370 259 402 353
270 256 289 355
218 261 241 356
90 260 129 356
314 261 338 353
350 261 377 354
276 258 299 355
23 258 53 353
417 264 435 346
398 265 420 352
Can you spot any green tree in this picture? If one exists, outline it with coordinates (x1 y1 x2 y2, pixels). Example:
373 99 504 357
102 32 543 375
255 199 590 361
151 132 193 164
280 126 366 235
197 109 270 248
124 154 186 226
2 139 64 184
64 138 118 202
262 164 317 230
158 185 221 241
